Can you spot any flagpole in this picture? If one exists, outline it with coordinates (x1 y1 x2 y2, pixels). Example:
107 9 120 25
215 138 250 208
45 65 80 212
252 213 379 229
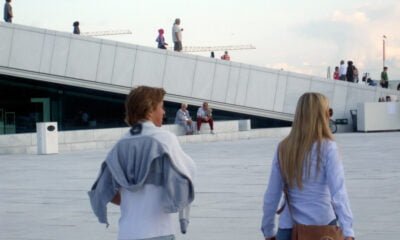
382 35 386 68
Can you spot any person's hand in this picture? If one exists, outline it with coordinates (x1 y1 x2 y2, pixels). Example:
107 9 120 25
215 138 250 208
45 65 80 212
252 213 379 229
204 117 209 121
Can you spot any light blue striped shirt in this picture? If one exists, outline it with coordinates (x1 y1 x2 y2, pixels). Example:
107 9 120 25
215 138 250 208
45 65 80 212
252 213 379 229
261 140 354 238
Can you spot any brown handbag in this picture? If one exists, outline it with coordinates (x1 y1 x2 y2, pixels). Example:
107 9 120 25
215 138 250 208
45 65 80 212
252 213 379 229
291 223 344 240
281 185 345 240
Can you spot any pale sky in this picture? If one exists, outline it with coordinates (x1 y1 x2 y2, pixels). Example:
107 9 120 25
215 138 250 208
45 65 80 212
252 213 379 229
11 0 400 80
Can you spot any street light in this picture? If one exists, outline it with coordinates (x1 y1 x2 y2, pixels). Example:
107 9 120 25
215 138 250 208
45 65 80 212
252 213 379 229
383 35 387 68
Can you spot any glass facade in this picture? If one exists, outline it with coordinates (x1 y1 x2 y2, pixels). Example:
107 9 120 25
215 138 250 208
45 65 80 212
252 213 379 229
0 74 291 135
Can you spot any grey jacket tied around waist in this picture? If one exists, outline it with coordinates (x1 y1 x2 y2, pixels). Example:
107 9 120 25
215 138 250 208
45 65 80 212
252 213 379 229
88 132 195 233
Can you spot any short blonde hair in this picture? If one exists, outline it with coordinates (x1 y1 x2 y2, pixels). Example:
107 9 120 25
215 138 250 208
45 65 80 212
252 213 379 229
124 86 166 126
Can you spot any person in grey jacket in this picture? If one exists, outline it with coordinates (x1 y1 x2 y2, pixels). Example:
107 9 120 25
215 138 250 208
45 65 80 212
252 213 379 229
175 103 194 135
88 86 196 240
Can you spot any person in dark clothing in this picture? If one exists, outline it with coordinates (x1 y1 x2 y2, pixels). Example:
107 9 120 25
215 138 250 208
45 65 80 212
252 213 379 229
3 0 13 23
397 83 400 91
210 51 215 58
73 21 80 34
346 61 354 82
366 78 376 86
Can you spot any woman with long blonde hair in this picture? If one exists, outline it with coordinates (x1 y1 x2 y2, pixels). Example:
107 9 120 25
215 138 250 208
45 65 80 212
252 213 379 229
261 92 355 240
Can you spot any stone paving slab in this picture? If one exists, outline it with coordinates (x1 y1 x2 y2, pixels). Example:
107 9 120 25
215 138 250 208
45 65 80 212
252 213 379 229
0 132 399 240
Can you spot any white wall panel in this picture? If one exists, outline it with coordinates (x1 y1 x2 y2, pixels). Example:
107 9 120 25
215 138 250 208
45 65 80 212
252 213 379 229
39 33 56 73
283 75 311 114
50 36 70 76
1 23 398 124
374 87 397 101
133 49 165 87
163 56 196 96
111 46 136 87
273 72 287 112
96 43 116 84
332 83 348 118
344 86 376 114
9 29 44 71
235 67 250 105
66 39 101 81
246 69 277 109
310 80 335 100
191 60 215 99
225 66 240 104
211 63 230 102
0 26 13 66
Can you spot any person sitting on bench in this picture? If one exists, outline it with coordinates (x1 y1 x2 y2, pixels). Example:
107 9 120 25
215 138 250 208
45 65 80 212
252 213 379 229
175 103 194 135
196 102 214 134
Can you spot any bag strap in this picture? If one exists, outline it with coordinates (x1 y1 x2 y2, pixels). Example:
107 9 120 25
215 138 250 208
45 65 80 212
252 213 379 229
282 182 297 224
277 147 339 227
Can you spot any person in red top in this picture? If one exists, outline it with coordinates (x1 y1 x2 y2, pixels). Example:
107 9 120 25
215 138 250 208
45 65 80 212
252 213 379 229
333 66 340 80
221 51 230 61
156 28 168 49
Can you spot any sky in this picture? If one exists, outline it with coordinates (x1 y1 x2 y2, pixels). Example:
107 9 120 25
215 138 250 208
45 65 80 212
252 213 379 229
11 0 400 80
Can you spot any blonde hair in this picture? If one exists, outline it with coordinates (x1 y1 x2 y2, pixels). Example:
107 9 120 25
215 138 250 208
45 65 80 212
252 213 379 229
279 92 333 189
124 86 166 126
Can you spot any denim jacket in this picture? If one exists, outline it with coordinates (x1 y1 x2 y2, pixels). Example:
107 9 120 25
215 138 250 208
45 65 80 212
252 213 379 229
88 122 195 233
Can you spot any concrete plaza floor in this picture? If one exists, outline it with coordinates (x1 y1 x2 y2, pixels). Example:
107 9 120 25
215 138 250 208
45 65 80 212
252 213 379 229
0 132 399 240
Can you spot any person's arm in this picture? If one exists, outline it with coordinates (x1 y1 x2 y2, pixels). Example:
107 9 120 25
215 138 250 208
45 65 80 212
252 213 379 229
185 110 192 121
162 36 168 46
8 4 12 17
325 142 355 239
261 148 283 239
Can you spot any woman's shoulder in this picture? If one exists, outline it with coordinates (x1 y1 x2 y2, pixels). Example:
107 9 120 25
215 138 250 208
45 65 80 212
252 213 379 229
322 139 337 148
319 139 338 155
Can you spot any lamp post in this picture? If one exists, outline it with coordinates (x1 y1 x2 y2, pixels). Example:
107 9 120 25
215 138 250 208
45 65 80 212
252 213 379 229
382 35 387 68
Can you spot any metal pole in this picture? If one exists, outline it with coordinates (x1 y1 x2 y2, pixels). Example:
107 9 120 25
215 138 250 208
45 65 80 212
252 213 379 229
383 35 386 68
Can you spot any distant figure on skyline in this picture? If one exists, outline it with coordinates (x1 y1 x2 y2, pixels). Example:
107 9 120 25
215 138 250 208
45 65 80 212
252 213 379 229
333 66 340 80
172 18 183 52
353 65 359 83
73 21 80 34
221 51 230 61
3 0 13 23
210 51 215 58
339 60 346 80
360 73 368 85
156 28 168 49
346 61 354 82
380 66 389 88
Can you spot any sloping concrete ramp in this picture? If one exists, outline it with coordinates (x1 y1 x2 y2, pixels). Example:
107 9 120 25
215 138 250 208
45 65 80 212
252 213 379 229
0 23 399 122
